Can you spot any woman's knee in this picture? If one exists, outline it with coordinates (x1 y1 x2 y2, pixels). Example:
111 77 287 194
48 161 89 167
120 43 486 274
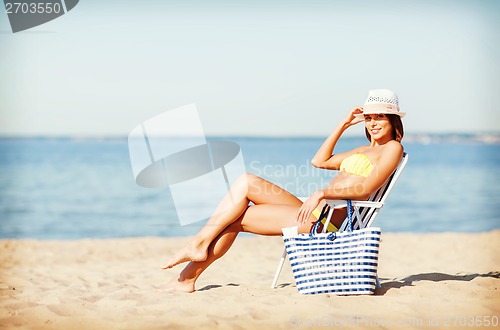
238 173 260 183
234 173 262 191
245 173 273 196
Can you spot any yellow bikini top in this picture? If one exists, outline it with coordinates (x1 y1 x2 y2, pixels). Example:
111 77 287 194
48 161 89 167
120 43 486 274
340 153 374 178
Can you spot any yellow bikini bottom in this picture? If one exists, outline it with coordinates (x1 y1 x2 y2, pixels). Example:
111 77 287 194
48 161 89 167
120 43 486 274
312 208 338 232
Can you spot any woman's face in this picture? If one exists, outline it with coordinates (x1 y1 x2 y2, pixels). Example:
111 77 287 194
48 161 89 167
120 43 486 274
364 113 393 141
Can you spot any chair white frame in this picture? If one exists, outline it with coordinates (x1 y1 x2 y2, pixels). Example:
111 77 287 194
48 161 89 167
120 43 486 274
271 153 408 289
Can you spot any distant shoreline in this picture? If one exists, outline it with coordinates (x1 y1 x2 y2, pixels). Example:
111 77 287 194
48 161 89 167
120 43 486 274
1 132 499 144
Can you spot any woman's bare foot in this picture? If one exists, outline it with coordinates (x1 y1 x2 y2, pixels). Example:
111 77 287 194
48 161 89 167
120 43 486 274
158 275 195 293
162 241 208 269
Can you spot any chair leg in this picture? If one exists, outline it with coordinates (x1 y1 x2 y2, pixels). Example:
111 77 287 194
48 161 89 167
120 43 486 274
271 248 287 288
376 275 381 288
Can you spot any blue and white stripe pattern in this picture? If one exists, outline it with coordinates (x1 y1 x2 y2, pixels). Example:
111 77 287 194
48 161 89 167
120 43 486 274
283 200 381 295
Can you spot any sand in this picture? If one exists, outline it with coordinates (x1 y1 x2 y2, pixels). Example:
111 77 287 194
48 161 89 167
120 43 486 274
0 231 499 330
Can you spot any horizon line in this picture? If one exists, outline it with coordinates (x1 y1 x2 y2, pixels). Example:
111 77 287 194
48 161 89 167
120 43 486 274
0 131 499 139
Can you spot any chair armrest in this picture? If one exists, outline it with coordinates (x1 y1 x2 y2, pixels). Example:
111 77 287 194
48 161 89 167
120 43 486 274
325 200 384 209
326 199 385 232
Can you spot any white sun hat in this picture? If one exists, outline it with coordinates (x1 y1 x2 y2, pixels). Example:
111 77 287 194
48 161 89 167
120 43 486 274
356 89 406 118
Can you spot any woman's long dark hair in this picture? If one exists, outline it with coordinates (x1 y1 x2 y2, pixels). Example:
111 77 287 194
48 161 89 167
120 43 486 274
365 114 404 142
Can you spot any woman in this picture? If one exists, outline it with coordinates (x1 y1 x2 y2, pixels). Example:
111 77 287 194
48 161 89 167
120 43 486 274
162 89 405 293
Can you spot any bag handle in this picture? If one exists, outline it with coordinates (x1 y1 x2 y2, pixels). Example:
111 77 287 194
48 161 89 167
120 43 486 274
346 199 353 233
310 200 354 236
310 203 331 235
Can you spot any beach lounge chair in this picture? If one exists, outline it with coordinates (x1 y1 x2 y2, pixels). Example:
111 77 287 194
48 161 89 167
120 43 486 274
271 153 409 289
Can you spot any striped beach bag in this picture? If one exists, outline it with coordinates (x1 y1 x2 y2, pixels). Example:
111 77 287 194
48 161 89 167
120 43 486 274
283 200 381 295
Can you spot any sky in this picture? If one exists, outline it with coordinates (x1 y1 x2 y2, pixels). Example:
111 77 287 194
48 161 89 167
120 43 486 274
1 0 499 137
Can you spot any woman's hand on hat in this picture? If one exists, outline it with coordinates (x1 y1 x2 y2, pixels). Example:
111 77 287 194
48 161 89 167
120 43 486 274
344 107 364 126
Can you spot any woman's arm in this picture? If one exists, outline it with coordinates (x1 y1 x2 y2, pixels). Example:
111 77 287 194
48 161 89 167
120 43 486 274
297 141 404 224
321 141 403 200
311 107 365 170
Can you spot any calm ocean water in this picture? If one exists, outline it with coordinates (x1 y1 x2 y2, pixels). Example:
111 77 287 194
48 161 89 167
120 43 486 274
0 136 499 239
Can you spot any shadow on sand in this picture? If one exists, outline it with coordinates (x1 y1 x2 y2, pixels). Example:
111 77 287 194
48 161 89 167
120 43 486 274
198 272 499 294
378 271 500 295
197 283 240 292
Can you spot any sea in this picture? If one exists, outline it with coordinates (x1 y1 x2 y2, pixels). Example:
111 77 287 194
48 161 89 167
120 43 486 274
1 135 499 240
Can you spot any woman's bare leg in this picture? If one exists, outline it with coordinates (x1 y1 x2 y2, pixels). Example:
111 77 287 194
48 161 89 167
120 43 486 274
163 174 302 269
162 203 315 292
162 223 240 293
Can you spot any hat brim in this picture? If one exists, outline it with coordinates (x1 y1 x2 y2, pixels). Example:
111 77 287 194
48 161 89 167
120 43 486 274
354 110 406 118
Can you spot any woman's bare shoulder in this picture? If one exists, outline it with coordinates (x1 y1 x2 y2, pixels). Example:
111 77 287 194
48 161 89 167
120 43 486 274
380 140 404 161
384 140 404 152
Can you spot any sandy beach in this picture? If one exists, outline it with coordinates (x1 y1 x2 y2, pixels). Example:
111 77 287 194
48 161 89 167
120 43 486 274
1 231 499 330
